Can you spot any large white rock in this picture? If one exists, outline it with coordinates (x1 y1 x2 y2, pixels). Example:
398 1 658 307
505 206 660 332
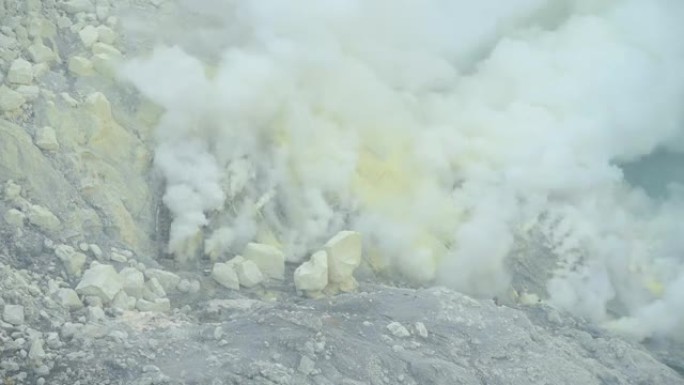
144 269 181 292
54 245 87 276
0 86 26 111
54 288 83 310
118 267 145 298
8 58 33 84
324 231 362 284
27 204 61 232
3 304 25 325
75 264 123 303
294 250 328 292
243 243 285 280
211 261 240 290
236 260 264 288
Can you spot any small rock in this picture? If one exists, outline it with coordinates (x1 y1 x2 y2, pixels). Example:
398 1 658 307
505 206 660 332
54 288 83 310
111 291 136 310
79 243 89 251
96 25 115 44
61 92 79 107
61 0 94 14
75 264 123 303
16 85 40 101
3 304 25 325
27 205 61 232
4 180 21 200
68 56 94 76
294 250 328 292
8 58 33 84
144 269 181 292
298 355 315 375
236 260 264 288
34 126 59 151
136 298 170 312
176 279 192 293
87 306 105 322
28 338 45 361
386 322 410 338
78 25 99 47
84 295 103 308
89 244 104 259
415 322 428 338
92 42 122 57
242 243 285 280
33 62 50 78
119 267 145 298
27 43 54 63
0 86 26 111
60 322 82 339
54 245 87 276
143 277 166 301
110 252 127 263
3 208 26 227
46 332 61 349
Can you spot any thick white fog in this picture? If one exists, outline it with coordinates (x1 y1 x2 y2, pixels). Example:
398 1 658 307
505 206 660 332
121 0 684 340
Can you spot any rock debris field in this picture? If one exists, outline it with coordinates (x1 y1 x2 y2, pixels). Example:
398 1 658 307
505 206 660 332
1 0 684 384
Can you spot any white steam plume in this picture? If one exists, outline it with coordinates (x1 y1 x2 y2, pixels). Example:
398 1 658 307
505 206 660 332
121 0 684 340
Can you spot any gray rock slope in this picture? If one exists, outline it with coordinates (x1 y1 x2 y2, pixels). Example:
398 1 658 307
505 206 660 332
34 285 684 385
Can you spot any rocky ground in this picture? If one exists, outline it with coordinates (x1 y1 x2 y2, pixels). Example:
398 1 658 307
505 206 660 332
1 0 684 384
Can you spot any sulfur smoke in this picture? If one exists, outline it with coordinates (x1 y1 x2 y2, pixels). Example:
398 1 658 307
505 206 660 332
121 0 684 340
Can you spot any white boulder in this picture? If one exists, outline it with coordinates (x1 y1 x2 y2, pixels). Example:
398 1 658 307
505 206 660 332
75 264 123 303
211 260 240 290
324 231 362 284
236 260 264 288
243 242 285 280
294 250 328 292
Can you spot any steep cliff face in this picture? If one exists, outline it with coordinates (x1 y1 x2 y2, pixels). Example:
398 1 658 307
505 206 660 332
0 0 159 259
